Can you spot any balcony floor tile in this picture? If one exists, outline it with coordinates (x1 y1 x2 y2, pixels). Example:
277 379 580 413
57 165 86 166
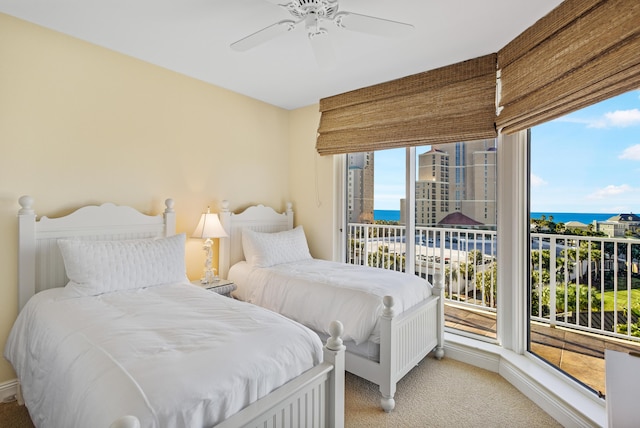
445 304 640 396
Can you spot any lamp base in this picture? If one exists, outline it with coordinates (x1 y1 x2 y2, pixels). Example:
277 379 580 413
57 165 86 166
201 269 219 285
200 238 219 284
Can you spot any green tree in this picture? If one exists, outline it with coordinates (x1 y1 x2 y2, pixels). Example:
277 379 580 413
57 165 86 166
475 262 497 306
443 264 459 298
617 301 640 338
368 246 405 272
562 241 602 281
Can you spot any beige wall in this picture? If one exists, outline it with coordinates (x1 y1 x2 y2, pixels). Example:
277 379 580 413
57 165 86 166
288 105 335 260
0 14 333 384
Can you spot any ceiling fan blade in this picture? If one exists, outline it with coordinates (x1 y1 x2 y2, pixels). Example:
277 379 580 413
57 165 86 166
230 20 297 52
334 12 414 37
308 29 336 70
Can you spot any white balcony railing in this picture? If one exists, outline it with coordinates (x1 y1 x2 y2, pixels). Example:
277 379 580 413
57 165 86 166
346 223 640 343
530 233 639 341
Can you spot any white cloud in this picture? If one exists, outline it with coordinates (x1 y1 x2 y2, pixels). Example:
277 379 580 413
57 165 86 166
620 144 640 160
607 205 633 213
605 109 640 127
530 173 547 187
558 108 640 128
583 118 607 128
554 116 592 126
587 184 633 199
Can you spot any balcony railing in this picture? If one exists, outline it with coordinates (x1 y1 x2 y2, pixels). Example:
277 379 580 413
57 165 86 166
530 233 640 342
347 222 640 343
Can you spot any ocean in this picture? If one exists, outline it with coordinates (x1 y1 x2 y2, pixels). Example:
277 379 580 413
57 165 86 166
374 210 401 222
530 212 616 224
373 210 617 224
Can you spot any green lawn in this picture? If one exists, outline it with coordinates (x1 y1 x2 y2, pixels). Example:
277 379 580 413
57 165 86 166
599 289 640 312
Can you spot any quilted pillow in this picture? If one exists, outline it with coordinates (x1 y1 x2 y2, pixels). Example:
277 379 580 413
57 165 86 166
242 226 312 267
58 233 188 296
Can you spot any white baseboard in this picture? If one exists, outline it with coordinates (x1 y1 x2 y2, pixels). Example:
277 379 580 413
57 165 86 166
0 379 18 403
443 335 501 372
444 332 606 428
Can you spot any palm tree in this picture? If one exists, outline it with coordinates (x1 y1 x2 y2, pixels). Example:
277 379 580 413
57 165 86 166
562 241 602 282
444 265 459 297
476 262 497 307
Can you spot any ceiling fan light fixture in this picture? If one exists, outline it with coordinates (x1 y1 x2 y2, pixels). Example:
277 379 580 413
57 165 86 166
284 0 339 20
307 26 329 39
304 12 322 33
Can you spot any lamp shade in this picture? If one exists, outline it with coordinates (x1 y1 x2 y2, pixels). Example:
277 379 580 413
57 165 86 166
192 210 228 239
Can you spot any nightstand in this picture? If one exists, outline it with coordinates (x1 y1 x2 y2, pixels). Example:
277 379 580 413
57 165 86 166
192 279 236 297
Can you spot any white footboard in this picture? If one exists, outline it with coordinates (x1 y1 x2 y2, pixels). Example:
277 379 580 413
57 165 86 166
344 274 445 412
217 321 346 428
384 295 441 379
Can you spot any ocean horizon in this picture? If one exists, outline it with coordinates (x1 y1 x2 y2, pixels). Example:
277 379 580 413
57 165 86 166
374 209 401 222
373 210 617 224
530 212 617 224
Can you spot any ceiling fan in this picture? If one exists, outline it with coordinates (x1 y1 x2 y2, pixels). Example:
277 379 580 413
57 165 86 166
230 0 414 68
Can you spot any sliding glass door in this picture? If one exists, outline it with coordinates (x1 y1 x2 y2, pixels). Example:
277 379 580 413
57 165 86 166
528 90 640 395
345 139 498 341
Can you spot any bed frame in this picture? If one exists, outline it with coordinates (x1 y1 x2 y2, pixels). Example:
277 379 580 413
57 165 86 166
16 195 345 428
219 201 445 412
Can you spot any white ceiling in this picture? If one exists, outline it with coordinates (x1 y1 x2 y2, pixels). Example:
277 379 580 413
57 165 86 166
0 0 563 110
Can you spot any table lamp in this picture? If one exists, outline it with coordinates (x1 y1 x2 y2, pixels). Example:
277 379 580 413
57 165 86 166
192 207 228 284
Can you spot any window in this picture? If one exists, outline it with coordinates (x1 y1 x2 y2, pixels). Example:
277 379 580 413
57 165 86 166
528 90 640 396
345 139 498 340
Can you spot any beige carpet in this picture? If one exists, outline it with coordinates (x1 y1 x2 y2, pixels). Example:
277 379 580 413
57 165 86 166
0 398 34 428
345 356 562 427
0 357 561 427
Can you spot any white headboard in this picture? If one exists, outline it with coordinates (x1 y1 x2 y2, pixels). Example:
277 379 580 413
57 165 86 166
218 201 293 279
17 195 176 311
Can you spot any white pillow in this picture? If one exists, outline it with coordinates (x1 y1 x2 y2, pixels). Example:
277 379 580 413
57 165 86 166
242 226 312 267
58 233 188 296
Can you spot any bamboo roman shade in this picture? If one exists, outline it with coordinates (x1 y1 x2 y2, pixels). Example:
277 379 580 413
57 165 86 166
497 0 640 134
316 54 497 156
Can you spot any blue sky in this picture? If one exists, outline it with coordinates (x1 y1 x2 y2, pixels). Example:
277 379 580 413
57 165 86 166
372 147 406 211
373 90 640 213
531 90 640 214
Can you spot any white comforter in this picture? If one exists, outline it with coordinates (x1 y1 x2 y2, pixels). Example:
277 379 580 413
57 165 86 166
4 283 323 428
229 259 432 345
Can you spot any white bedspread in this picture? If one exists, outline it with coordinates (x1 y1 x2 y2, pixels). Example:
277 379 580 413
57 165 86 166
4 283 323 428
229 259 432 345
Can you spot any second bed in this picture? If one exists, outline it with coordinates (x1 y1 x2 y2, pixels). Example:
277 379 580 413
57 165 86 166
219 202 444 412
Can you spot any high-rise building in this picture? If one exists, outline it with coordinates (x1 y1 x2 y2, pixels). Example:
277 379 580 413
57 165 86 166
422 140 496 226
402 140 497 227
347 152 374 224
414 148 449 226
467 143 497 226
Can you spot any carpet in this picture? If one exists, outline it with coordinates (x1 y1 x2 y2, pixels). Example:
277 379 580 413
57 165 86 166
344 355 561 427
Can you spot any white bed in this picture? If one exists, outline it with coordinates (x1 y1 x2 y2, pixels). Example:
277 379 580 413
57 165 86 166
5 196 345 428
219 202 444 412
